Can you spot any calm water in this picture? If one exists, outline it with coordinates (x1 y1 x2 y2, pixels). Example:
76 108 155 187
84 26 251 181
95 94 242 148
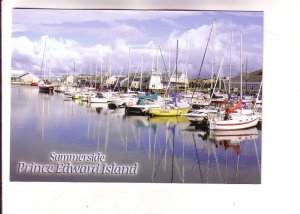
10 85 261 183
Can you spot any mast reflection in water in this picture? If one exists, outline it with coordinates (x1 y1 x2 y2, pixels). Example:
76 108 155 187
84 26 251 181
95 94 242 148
10 85 261 183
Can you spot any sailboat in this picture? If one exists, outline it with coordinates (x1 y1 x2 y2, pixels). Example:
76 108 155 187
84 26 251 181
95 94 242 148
148 92 190 116
125 91 162 115
148 40 190 117
38 40 54 93
39 78 54 93
208 32 260 130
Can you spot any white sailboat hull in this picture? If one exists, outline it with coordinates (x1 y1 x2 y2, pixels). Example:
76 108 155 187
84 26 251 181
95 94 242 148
209 115 260 130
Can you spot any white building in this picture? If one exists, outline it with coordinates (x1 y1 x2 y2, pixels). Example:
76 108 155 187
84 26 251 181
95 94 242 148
106 75 125 86
66 75 75 84
172 73 189 85
130 77 142 90
163 72 189 88
148 69 163 90
18 72 40 83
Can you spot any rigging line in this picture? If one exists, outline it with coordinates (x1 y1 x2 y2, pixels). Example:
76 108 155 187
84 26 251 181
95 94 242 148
210 33 231 100
165 126 183 179
171 124 175 183
253 138 261 173
164 42 184 97
158 43 169 76
40 39 47 79
192 133 203 182
112 63 126 92
191 22 214 101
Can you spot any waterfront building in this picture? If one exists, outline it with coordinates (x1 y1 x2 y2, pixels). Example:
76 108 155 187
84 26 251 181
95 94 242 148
162 72 189 90
105 75 125 87
17 72 41 84
65 75 75 84
188 69 262 94
229 69 262 94
130 77 142 90
147 69 164 92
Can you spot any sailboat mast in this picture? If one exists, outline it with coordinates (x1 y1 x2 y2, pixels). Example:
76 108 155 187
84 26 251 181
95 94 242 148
73 61 76 86
229 31 233 93
40 40 47 81
109 50 112 80
175 40 179 92
95 50 98 88
128 47 131 90
151 47 155 72
47 57 51 81
100 50 103 88
210 20 215 89
240 31 243 98
140 54 144 91
168 42 171 79
89 56 92 88
210 34 231 100
156 45 159 71
246 60 248 93
185 30 190 94
254 81 262 108
191 21 214 100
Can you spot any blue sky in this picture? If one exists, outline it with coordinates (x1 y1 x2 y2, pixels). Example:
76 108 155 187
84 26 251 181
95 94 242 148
12 9 263 78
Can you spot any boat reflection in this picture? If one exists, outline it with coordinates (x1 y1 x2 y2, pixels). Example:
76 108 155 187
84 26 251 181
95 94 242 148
207 127 258 144
126 116 151 128
85 102 108 114
148 116 189 124
109 107 125 117
181 127 261 183
13 85 260 183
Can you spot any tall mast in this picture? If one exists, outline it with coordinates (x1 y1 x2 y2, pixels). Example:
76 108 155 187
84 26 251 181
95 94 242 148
106 52 109 87
240 31 243 98
128 47 131 90
168 42 171 79
73 61 76 75
185 30 190 94
140 54 144 91
175 40 179 92
100 50 103 88
210 20 215 89
47 57 51 81
40 39 47 80
191 21 214 100
229 31 233 93
73 61 76 86
210 34 231 100
156 44 159 71
89 55 92 88
151 47 155 72
95 50 98 89
245 60 248 93
109 50 112 79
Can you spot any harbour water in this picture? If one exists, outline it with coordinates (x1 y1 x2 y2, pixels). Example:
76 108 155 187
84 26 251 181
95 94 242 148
10 85 261 183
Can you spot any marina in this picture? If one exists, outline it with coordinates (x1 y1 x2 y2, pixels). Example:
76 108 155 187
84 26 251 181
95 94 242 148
10 9 263 184
5 3 300 214
10 85 261 183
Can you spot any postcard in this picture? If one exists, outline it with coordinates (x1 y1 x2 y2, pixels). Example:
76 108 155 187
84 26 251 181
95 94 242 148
3 0 300 213
8 8 263 184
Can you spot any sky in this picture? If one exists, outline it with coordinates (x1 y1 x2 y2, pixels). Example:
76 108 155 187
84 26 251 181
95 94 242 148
11 9 263 79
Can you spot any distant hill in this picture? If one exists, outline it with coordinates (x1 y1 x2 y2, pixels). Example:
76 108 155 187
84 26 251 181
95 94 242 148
231 69 262 82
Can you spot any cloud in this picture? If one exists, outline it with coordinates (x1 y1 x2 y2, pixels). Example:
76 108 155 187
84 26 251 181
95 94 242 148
11 10 263 79
12 36 83 75
12 9 200 34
